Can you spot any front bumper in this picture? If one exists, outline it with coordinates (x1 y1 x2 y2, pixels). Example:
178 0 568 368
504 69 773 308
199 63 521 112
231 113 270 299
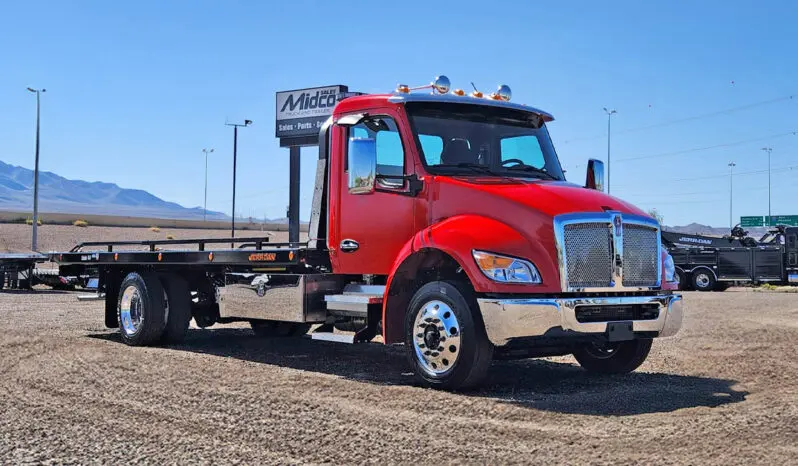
476 294 683 347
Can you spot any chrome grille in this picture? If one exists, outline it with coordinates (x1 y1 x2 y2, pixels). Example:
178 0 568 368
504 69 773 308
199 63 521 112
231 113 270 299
622 225 659 287
563 222 613 288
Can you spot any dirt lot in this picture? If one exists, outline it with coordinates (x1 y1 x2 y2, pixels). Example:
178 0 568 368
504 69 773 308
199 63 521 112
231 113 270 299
0 223 289 254
0 289 796 464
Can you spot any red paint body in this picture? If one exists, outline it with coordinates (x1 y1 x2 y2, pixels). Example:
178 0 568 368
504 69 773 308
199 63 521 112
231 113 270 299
326 94 665 342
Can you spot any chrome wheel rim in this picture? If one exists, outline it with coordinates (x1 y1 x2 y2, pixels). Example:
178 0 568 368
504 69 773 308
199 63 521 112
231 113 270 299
412 300 461 376
120 285 144 335
696 273 710 288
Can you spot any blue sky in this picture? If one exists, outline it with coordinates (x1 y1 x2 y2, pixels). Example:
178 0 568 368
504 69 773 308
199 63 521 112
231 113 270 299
1 0 796 227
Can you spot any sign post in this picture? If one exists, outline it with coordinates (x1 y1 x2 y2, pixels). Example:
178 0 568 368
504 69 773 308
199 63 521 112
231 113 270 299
276 85 348 243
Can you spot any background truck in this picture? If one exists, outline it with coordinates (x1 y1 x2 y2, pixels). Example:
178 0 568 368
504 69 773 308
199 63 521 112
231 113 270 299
52 76 682 389
663 225 798 291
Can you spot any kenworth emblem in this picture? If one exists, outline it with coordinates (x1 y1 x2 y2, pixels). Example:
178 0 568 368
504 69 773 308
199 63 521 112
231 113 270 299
613 214 623 237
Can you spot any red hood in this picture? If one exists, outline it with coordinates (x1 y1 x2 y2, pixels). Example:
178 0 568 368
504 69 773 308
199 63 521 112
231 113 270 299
438 176 648 217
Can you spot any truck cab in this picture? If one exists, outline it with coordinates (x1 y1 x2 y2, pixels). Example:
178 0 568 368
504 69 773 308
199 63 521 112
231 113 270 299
309 77 682 387
58 76 682 390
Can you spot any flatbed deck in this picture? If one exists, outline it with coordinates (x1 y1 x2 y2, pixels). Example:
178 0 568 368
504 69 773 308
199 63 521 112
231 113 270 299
50 236 329 273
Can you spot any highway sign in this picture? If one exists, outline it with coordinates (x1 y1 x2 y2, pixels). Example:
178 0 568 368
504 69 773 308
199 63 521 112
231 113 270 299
767 215 798 226
740 216 764 227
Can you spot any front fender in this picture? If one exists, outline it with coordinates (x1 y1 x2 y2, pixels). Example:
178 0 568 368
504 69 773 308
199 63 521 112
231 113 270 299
423 215 561 294
380 215 560 344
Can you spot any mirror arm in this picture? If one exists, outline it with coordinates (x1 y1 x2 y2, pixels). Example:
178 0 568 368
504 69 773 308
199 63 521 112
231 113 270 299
376 174 424 197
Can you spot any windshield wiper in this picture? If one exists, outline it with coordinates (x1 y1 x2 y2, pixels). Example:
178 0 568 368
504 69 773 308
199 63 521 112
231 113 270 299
435 163 497 175
505 164 557 180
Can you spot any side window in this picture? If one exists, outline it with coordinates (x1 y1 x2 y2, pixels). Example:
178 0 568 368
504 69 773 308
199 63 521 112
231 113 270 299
349 116 405 187
500 135 545 168
418 134 444 164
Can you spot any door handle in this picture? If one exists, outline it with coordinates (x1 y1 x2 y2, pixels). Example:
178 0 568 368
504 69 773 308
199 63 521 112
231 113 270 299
340 239 359 253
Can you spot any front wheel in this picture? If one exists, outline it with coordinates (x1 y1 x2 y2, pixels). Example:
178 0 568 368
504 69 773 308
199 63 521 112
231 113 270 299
572 339 652 374
404 280 493 390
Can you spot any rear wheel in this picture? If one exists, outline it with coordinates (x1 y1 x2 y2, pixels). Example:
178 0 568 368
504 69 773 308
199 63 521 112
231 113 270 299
692 269 716 292
573 339 652 374
404 280 493 390
250 320 311 337
160 274 192 344
117 272 167 346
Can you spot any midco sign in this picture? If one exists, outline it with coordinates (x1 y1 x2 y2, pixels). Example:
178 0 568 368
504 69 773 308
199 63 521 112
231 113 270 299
275 85 348 142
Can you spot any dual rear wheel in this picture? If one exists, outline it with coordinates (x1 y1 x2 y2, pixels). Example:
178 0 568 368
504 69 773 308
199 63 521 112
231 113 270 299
116 272 192 346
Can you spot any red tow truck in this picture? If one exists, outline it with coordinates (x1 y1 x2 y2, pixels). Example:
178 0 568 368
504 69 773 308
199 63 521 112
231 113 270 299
53 76 682 389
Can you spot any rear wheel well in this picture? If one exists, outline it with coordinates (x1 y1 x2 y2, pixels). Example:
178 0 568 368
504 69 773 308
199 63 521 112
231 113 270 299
383 248 473 344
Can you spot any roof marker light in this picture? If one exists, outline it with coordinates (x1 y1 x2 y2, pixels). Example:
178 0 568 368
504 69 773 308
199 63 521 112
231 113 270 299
451 88 465 96
396 84 410 93
470 82 483 98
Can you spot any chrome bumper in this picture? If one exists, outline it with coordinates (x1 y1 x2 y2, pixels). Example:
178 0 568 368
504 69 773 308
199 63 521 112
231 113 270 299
476 294 683 347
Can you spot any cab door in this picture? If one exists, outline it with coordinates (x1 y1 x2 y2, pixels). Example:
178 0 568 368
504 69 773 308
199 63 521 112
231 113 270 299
330 108 417 275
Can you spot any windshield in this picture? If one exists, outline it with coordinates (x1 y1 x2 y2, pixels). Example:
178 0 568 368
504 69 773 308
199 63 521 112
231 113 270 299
405 102 565 180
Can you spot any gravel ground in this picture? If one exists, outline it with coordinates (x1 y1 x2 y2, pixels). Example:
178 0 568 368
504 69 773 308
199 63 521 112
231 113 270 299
1 289 797 464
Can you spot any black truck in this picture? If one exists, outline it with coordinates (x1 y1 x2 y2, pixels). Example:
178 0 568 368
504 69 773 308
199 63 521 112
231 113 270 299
662 226 798 291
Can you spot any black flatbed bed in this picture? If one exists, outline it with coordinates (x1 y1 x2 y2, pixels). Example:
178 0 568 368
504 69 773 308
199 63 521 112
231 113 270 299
50 236 329 273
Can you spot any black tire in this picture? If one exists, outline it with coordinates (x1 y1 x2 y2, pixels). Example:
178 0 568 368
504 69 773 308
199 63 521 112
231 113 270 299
692 268 716 292
117 271 167 346
160 274 192 344
674 269 689 291
573 339 652 374
404 280 493 390
250 320 311 337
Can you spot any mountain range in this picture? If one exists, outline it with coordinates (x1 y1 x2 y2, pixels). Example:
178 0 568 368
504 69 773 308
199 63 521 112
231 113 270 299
0 160 228 220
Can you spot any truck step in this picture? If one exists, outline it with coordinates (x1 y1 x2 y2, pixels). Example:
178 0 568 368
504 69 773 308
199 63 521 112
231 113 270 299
324 284 385 315
311 332 355 344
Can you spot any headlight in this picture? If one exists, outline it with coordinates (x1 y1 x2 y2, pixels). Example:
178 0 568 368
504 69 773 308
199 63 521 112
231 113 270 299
472 250 541 284
664 253 676 282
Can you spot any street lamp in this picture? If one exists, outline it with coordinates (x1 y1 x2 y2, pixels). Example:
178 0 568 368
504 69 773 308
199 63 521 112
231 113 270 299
603 107 617 194
27 87 46 251
225 120 252 242
728 161 736 228
202 148 214 222
761 147 772 225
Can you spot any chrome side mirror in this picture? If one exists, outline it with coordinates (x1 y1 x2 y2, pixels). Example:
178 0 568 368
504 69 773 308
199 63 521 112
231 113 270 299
348 138 376 194
585 159 604 191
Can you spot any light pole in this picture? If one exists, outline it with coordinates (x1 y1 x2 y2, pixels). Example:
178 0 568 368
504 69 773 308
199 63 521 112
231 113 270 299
761 147 772 225
603 107 617 194
225 120 252 243
27 87 46 251
728 161 736 228
202 148 214 222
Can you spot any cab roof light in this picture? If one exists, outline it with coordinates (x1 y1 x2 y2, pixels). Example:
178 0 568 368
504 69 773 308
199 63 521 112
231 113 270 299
470 82 483 98
451 88 465 96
